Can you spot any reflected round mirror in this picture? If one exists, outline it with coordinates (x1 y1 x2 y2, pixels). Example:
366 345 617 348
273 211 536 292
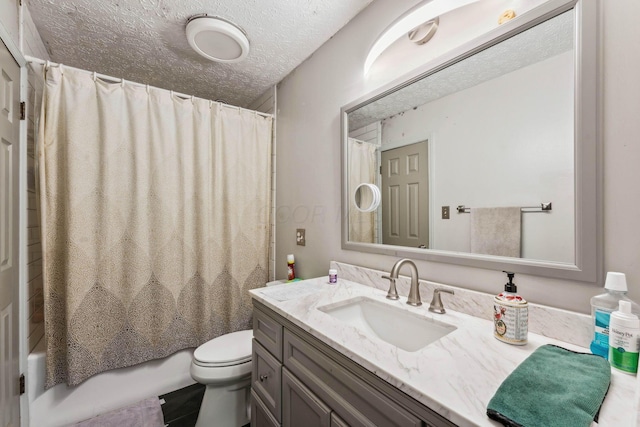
354 183 381 213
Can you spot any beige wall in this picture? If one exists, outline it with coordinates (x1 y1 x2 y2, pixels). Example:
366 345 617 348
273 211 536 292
275 0 640 313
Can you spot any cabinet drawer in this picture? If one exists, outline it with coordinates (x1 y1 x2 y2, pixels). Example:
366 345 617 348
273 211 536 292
282 368 331 427
253 340 282 422
254 305 283 360
283 330 421 427
251 390 280 427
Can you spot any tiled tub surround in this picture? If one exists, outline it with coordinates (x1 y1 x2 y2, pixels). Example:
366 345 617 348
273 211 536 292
331 261 593 348
250 277 635 427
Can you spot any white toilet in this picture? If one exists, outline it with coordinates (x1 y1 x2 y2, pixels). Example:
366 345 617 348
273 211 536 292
190 329 254 427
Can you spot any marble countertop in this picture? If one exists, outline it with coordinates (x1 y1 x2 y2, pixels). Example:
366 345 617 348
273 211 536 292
250 277 636 427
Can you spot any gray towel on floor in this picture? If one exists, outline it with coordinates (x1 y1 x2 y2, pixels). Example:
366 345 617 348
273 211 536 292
470 207 521 257
70 397 164 427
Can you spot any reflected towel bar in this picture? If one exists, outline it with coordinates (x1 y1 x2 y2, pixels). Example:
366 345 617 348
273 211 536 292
456 203 552 213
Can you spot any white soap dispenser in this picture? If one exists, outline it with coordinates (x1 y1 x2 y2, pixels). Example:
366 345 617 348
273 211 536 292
493 271 528 345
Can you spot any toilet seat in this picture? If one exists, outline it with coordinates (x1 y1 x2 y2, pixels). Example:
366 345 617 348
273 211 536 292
190 358 252 384
193 330 253 367
192 357 251 368
190 329 253 385
190 329 253 426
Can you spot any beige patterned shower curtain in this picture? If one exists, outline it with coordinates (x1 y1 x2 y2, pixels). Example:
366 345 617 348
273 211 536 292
39 66 273 387
348 138 377 243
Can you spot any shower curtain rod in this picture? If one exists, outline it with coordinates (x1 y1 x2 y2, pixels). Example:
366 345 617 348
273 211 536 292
25 55 274 119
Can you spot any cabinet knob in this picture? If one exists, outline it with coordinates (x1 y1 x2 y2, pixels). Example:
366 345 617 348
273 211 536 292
259 373 269 382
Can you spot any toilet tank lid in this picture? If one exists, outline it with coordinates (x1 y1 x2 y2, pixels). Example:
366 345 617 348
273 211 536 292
194 329 253 365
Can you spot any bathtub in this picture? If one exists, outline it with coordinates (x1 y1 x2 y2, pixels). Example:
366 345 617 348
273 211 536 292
27 339 195 427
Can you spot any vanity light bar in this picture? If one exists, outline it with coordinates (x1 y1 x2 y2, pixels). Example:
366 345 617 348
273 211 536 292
456 203 553 213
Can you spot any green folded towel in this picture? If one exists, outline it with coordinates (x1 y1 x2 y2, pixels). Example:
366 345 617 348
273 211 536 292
487 344 611 427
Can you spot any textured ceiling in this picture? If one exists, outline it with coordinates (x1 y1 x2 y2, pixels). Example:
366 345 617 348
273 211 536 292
349 9 574 130
27 0 373 107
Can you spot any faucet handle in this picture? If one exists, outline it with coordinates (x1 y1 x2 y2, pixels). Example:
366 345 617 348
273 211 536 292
382 275 400 300
429 288 455 314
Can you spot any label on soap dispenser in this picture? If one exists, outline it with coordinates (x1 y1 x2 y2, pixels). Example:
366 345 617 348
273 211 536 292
494 295 528 345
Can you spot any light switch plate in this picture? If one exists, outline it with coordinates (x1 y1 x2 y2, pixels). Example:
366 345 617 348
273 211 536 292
442 206 450 219
296 229 306 246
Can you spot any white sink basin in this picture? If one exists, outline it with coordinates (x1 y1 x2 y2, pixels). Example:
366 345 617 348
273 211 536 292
318 297 456 352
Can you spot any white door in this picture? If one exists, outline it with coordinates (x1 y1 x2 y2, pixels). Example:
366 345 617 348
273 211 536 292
0 39 21 427
381 140 429 248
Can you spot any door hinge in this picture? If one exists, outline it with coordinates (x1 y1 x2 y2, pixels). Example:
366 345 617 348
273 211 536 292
20 102 26 120
19 374 25 395
379 166 382 175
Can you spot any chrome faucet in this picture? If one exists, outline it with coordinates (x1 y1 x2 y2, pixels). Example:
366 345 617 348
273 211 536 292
382 259 422 306
429 288 455 314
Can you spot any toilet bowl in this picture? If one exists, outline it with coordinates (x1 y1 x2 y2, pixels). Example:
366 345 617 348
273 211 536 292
190 329 253 427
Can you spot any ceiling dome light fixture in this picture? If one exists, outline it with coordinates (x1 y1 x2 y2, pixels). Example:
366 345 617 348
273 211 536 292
364 0 481 75
186 15 250 63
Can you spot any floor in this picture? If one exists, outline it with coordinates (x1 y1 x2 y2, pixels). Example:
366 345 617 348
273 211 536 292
159 383 250 427
160 383 204 427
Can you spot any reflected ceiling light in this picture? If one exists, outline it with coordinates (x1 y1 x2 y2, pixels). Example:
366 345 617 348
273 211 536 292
364 0 481 75
186 15 250 63
408 18 439 45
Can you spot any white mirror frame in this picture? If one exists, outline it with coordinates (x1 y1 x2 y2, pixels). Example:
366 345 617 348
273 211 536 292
341 0 601 282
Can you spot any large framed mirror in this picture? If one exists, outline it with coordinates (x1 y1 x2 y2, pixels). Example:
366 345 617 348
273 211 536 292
341 0 600 282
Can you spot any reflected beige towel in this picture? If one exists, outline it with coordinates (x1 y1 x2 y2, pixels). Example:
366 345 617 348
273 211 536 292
470 207 521 257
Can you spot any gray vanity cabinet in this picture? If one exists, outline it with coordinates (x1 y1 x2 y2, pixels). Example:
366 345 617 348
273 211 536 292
282 368 332 427
251 301 457 427
251 390 279 427
283 330 421 427
331 413 349 427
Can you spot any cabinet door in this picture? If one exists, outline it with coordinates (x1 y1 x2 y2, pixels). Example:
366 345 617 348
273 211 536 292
251 390 280 427
331 413 350 427
282 368 331 427
253 340 282 422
